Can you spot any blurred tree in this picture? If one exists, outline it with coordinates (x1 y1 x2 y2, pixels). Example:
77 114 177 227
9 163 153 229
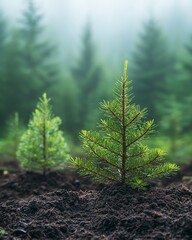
183 36 192 74
0 12 7 130
0 12 6 65
131 19 174 120
182 35 192 132
71 23 106 137
52 74 79 139
160 85 183 159
0 112 25 160
19 0 59 116
2 32 27 123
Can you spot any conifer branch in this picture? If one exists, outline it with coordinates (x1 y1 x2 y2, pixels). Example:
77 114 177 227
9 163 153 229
74 160 118 182
107 136 122 145
100 120 122 135
88 145 120 169
126 151 145 158
83 133 122 157
107 105 122 122
125 112 141 128
127 154 159 171
126 123 153 148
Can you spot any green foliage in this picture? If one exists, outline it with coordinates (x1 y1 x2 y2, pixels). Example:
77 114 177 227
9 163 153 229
0 12 6 61
0 12 7 129
0 113 24 160
52 74 79 139
146 134 192 164
2 32 28 121
0 1 61 131
131 19 175 120
72 61 179 189
19 0 60 114
17 93 70 175
0 229 7 236
71 23 106 136
183 35 192 74
181 34 192 131
159 53 192 161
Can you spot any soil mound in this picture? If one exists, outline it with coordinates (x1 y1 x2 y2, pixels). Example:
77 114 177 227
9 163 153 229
0 169 102 201
0 184 192 239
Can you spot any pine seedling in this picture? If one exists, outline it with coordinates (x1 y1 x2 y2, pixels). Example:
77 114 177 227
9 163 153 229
72 61 179 189
17 93 69 175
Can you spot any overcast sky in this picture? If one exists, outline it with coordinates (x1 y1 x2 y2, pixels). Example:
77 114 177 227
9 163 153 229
0 0 191 67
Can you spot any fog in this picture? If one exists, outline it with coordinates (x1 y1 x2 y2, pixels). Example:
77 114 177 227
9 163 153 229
1 0 192 68
0 0 192 161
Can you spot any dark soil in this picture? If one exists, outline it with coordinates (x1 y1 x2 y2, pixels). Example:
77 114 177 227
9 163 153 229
0 162 192 240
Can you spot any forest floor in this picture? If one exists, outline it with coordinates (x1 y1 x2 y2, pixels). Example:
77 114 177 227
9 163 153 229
0 161 192 240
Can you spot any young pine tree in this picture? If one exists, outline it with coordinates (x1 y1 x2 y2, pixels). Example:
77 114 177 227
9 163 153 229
72 61 178 189
17 93 69 175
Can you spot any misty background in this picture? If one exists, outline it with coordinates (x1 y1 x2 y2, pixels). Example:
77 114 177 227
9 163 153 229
0 0 192 162
1 0 192 67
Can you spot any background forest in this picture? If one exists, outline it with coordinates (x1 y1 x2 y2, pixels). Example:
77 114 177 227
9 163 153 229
0 0 191 163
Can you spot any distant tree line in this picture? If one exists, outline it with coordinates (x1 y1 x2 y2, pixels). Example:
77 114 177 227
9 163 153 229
0 0 107 143
0 0 192 151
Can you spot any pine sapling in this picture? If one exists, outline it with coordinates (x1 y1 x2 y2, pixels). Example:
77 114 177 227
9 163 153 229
17 93 70 175
72 61 179 189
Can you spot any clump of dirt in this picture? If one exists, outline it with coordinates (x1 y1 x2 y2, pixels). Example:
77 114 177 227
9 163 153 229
0 183 192 239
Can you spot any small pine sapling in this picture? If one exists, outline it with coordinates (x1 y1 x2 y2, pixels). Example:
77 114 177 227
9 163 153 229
17 93 69 175
72 61 179 189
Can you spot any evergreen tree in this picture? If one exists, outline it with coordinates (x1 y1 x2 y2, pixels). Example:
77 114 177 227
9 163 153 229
0 12 6 66
158 59 187 159
72 61 178 189
0 12 7 130
2 32 27 123
52 74 79 139
72 23 105 136
183 35 192 74
17 93 69 175
131 19 174 120
159 56 192 161
19 0 59 112
182 35 192 131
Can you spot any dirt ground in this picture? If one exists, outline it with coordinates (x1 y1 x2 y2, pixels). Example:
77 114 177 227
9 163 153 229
0 161 192 240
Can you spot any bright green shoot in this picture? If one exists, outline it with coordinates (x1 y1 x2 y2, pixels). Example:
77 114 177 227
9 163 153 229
0 229 7 235
72 61 179 189
17 93 70 175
